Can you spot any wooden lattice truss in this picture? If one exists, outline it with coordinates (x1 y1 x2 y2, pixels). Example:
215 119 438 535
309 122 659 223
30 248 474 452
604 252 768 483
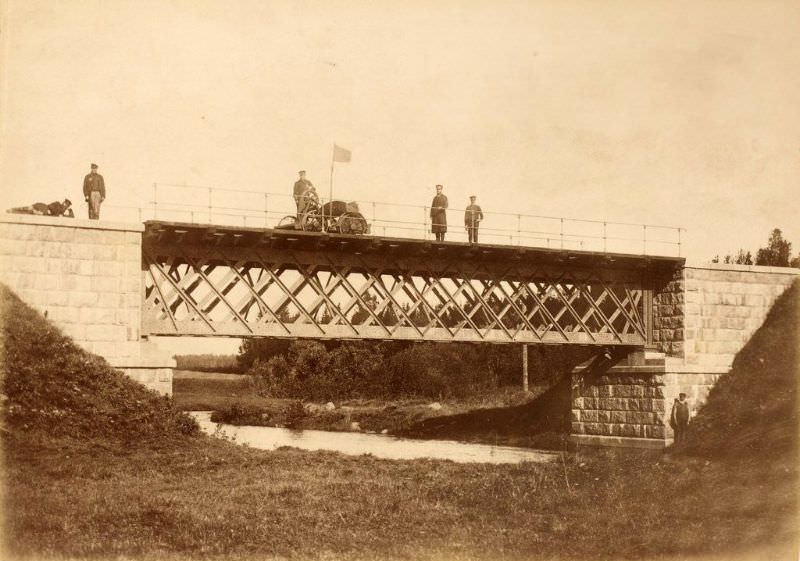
142 245 651 345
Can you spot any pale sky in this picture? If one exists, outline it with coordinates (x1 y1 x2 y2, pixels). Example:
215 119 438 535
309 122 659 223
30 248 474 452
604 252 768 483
2 0 799 354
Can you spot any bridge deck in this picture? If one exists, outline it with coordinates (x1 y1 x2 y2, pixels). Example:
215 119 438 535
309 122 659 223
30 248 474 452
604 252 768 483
141 221 683 345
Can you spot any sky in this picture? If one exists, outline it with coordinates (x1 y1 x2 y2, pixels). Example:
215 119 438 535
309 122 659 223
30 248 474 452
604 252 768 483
2 0 798 354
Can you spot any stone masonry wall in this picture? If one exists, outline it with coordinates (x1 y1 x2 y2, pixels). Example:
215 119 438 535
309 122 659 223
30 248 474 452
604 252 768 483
571 367 667 444
681 264 798 367
652 267 684 357
0 214 173 394
654 264 799 366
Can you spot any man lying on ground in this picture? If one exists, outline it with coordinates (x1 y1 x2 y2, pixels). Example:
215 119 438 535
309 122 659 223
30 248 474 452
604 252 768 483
7 199 74 217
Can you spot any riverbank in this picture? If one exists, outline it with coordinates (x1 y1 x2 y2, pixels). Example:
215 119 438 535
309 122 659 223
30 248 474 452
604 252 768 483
174 370 568 449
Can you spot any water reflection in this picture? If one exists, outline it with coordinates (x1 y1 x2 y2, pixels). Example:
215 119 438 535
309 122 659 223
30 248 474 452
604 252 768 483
190 411 557 465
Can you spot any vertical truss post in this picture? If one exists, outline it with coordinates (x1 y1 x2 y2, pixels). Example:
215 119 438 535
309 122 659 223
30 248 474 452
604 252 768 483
643 272 654 348
522 343 529 392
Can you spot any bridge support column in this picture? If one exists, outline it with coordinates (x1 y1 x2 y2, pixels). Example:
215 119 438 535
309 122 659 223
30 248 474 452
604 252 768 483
570 353 670 449
570 356 730 449
522 344 529 393
0 214 174 395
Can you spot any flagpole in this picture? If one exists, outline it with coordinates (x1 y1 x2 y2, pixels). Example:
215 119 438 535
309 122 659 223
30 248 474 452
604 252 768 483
328 147 335 230
329 145 335 204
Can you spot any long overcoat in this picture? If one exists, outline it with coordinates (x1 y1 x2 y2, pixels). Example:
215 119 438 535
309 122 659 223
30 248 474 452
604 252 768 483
430 194 448 233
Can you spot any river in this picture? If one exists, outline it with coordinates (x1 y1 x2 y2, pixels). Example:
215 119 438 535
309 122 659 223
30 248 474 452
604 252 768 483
190 411 557 464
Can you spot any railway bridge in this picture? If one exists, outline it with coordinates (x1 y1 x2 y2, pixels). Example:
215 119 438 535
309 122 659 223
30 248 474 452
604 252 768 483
1 213 797 448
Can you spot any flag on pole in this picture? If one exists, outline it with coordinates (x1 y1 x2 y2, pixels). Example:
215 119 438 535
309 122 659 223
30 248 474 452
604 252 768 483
333 144 351 163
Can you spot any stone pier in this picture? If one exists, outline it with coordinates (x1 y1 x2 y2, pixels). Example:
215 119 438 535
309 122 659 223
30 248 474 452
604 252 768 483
571 263 799 448
0 214 174 395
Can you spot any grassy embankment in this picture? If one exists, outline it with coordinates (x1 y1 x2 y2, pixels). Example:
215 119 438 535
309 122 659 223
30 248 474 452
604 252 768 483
2 282 798 560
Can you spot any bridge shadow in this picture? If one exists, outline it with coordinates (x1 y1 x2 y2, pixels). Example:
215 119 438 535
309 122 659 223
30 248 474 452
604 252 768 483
397 375 573 450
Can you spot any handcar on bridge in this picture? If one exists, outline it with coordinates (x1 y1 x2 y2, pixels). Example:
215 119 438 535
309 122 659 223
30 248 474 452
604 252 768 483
277 191 370 235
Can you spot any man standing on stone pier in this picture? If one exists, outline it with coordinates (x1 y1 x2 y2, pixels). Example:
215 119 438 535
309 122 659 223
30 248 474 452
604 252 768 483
82 163 106 220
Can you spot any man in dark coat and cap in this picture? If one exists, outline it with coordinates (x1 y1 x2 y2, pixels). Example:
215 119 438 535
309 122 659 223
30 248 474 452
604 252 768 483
430 184 448 241
670 393 691 445
82 163 106 219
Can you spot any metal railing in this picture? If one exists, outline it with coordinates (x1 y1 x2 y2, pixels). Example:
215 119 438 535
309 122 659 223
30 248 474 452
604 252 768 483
102 182 684 257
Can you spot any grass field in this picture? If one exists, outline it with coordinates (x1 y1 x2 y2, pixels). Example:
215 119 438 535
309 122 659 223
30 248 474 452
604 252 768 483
2 282 798 561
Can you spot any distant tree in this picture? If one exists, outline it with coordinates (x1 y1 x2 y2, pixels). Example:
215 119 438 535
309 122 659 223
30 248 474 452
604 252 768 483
722 249 753 265
237 338 291 371
755 229 792 267
350 294 378 325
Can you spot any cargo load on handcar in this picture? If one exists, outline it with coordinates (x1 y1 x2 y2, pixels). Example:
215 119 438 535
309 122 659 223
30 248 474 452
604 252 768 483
277 188 370 235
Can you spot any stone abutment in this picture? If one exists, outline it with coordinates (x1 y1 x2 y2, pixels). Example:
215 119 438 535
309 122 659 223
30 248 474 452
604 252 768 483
571 264 799 448
0 214 174 395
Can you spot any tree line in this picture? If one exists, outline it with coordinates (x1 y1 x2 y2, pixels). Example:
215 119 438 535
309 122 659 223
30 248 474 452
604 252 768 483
237 338 592 402
713 228 799 267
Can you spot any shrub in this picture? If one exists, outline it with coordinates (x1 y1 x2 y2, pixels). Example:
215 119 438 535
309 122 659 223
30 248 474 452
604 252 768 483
284 400 307 428
211 402 266 425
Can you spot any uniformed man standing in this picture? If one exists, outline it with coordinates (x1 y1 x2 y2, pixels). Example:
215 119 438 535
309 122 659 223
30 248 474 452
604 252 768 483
82 163 106 219
464 195 484 243
670 393 691 445
430 184 448 241
293 170 313 214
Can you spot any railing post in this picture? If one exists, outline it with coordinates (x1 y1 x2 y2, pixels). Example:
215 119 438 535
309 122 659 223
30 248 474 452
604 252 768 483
603 222 607 252
643 225 647 254
517 214 521 245
560 218 564 249
208 187 213 223
264 193 269 227
423 207 428 240
677 228 682 257
153 183 157 219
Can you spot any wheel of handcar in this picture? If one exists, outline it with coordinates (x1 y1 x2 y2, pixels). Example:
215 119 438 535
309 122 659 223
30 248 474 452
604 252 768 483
337 213 368 235
276 215 298 230
301 213 323 232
